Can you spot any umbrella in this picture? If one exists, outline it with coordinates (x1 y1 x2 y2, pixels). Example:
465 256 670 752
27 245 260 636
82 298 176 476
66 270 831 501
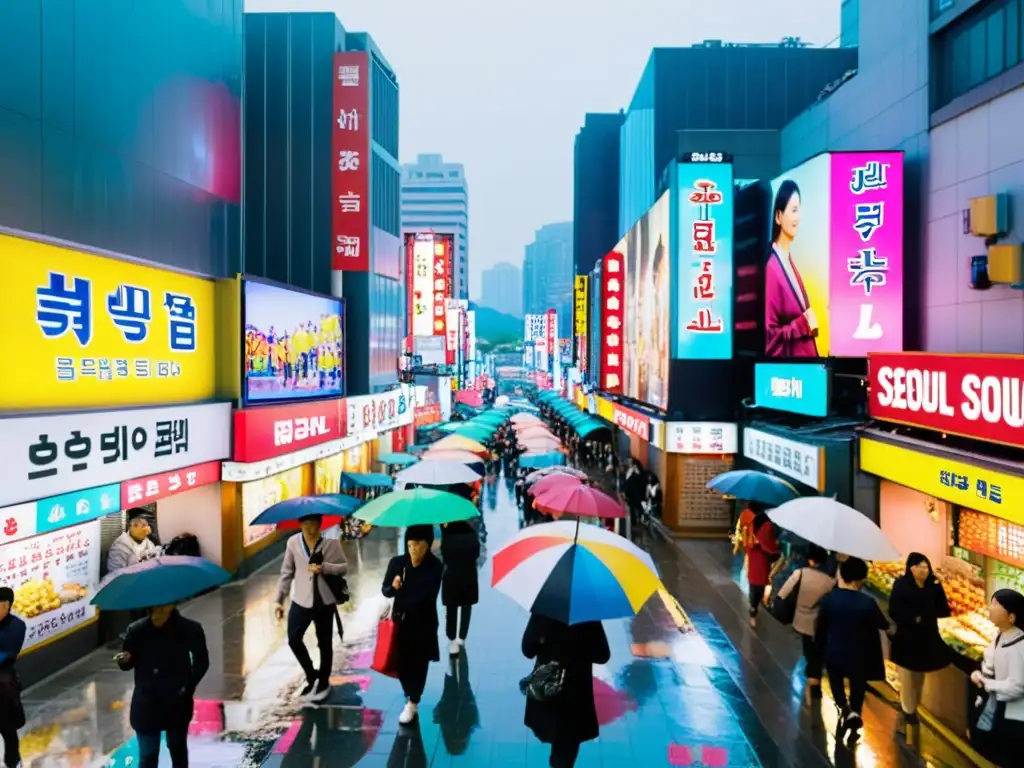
707 469 799 507
510 413 543 425
434 435 489 455
454 390 484 408
438 422 462 433
574 421 610 438
520 452 566 469
422 448 488 467
341 472 395 490
377 452 419 467
530 473 582 497
491 520 661 624
250 494 361 527
396 459 483 486
514 424 553 437
495 395 510 406
472 411 506 424
355 488 480 527
525 467 587 484
768 497 900 561
533 484 626 519
92 556 231 610
593 678 638 725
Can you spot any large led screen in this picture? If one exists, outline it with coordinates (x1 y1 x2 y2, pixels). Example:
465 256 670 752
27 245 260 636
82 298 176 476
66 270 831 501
766 151 903 357
243 279 344 404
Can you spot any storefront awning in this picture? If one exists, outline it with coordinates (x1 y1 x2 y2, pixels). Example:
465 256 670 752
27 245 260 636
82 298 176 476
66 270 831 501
341 472 395 489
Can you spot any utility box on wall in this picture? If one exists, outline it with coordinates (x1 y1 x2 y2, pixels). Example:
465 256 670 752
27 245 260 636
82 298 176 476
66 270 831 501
967 194 1009 237
987 243 1024 284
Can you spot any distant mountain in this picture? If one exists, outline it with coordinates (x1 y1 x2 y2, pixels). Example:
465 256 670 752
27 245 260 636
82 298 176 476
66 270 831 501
469 302 522 341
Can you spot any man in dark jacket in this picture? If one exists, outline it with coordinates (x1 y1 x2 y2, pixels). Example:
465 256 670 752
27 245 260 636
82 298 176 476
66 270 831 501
0 587 26 768
114 604 210 767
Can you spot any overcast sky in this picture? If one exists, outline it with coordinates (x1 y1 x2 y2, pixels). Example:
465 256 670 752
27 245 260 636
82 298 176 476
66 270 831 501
246 0 840 298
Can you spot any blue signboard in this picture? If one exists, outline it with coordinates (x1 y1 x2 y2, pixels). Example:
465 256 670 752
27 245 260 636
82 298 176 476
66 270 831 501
674 161 735 359
35 483 121 535
754 363 830 417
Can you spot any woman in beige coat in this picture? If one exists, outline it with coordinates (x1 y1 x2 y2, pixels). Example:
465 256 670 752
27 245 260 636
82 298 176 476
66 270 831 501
776 544 835 704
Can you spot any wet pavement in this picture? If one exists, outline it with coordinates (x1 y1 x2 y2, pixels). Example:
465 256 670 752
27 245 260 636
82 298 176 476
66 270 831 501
17 465 980 767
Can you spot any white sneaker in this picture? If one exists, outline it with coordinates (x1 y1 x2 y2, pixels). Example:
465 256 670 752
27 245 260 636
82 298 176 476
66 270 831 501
398 701 418 724
456 638 465 647
449 640 461 656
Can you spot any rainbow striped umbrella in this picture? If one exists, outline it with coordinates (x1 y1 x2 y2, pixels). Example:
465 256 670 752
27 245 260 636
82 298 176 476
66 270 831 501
491 521 661 624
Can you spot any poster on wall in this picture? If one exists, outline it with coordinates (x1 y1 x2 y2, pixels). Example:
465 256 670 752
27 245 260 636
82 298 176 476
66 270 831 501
243 280 344 404
676 162 734 360
632 192 670 408
766 151 904 358
241 466 304 547
331 52 370 271
0 521 101 651
314 453 344 495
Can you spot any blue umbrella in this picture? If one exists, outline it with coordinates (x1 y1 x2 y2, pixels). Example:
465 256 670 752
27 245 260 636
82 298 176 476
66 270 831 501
706 470 799 507
250 494 361 526
520 452 567 469
91 556 231 610
377 452 420 467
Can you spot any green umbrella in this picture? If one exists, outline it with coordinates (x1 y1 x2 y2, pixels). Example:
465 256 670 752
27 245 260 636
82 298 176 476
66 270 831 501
473 413 506 425
377 452 419 466
355 488 480 526
438 422 462 433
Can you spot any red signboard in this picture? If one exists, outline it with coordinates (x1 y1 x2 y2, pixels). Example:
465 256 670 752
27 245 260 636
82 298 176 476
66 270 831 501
121 461 221 508
868 352 1024 449
601 251 625 393
331 52 370 271
232 400 346 463
612 402 650 442
958 509 1024 570
414 404 442 428
546 309 557 375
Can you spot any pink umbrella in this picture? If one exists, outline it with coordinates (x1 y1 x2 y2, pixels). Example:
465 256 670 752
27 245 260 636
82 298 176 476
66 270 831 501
510 413 543 425
525 467 587 484
520 435 562 449
531 473 583 497
593 678 637 725
516 425 554 438
534 483 626 519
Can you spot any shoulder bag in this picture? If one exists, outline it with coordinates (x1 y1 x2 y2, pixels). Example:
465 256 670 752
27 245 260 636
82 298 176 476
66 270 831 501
519 660 566 701
309 542 350 605
768 568 802 626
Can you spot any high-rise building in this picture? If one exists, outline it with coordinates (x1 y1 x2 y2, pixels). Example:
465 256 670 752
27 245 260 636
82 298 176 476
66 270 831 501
523 223 574 338
480 262 523 318
244 13 402 395
401 154 469 299
574 112 624 276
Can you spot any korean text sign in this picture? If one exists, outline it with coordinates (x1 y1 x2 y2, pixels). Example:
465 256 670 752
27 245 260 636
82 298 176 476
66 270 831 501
601 251 625 393
868 352 1024 449
232 399 345 463
675 162 734 359
861 438 1023 526
754 362 830 417
765 152 903 358
242 280 344 404
121 461 221 508
331 52 370 271
0 484 121 548
407 234 436 337
0 402 232 507
433 236 453 341
347 386 414 434
0 520 101 651
3 233 215 410
574 276 588 336
743 427 823 491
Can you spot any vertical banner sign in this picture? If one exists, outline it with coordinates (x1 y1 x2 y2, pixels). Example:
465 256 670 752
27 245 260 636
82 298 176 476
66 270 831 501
331 52 370 271
433 236 452 344
408 234 436 337
546 309 557 376
601 250 625 393
573 275 588 373
676 161 734 359
829 152 904 356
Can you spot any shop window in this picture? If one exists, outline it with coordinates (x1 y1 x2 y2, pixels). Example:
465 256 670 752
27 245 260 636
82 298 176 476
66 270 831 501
935 0 1024 108
987 9 1006 79
1007 1 1020 69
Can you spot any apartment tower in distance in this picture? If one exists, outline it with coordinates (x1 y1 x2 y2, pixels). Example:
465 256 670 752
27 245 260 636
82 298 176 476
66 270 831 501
481 262 523 318
524 223 574 338
401 154 469 299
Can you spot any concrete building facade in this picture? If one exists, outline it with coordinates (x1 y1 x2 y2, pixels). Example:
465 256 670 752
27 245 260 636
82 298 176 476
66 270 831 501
524 222 574 338
481 261 523 318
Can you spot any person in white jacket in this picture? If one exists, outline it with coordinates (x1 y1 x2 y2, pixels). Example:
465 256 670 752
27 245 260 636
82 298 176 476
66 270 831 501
274 514 348 703
970 588 1024 767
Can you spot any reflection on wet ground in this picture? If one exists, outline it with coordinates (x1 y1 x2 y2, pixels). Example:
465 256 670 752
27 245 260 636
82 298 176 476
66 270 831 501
21 469 978 767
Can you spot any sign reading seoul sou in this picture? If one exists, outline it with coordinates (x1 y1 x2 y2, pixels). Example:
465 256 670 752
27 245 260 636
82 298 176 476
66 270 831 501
331 52 370 271
868 352 1024 449
676 161 734 359
765 152 903 358
3 233 215 410
754 363 830 417
0 402 232 508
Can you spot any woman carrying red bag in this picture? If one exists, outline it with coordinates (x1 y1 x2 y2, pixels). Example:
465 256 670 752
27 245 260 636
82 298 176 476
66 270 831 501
381 525 443 725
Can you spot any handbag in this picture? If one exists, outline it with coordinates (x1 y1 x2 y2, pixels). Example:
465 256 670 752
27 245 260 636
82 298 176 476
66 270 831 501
371 603 401 678
519 661 566 701
768 568 802 626
309 544 350 605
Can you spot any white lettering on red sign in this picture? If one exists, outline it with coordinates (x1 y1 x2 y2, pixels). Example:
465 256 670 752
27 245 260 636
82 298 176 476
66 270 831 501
874 366 1024 426
613 407 649 441
273 416 328 447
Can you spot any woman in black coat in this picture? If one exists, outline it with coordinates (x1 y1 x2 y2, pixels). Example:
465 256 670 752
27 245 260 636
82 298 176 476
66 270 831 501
888 552 951 729
440 521 480 656
522 614 610 767
382 524 443 726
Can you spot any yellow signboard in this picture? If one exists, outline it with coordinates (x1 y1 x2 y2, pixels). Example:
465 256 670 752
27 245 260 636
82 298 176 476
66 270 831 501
4 233 216 409
573 276 589 336
860 438 1024 526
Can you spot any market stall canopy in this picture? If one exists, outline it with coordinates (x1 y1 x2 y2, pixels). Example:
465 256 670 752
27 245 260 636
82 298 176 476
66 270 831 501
510 413 543 425
574 420 609 438
376 452 419 467
341 472 395 490
433 435 489 455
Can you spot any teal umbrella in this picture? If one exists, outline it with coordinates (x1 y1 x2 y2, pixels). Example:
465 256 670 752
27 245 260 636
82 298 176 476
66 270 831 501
355 488 480 527
438 422 462 433
341 472 395 489
520 452 567 469
377 452 419 467
575 420 610 438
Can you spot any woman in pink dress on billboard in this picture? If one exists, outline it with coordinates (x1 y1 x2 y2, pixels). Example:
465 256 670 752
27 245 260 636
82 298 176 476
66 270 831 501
765 180 819 357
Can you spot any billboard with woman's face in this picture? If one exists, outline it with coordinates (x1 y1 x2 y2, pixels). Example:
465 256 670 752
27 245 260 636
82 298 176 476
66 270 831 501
766 151 904 358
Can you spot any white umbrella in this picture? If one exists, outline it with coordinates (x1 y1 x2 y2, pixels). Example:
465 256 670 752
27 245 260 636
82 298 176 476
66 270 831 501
396 459 483 486
767 497 900 562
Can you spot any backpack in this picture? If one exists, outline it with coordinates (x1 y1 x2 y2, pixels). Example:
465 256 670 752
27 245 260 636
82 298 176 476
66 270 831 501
164 533 200 558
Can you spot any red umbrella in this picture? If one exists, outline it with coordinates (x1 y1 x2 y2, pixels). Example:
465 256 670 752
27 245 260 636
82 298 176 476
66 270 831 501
531 473 582 497
534 484 626 519
454 390 484 407
593 678 637 725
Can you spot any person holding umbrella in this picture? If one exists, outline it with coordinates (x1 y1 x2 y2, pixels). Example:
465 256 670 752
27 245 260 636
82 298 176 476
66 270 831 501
114 603 210 767
745 507 780 628
0 587 26 768
382 525 444 725
440 521 480 656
